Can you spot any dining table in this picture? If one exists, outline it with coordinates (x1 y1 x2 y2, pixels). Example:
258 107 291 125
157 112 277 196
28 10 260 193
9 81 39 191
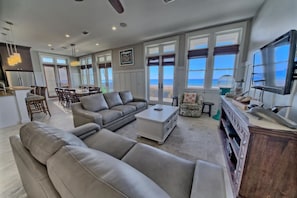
75 89 101 97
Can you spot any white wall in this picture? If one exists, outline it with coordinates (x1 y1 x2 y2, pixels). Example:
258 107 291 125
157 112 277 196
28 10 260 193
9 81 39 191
113 69 145 98
246 0 297 119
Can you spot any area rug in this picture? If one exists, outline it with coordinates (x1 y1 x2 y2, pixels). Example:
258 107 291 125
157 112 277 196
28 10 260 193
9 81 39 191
116 115 225 165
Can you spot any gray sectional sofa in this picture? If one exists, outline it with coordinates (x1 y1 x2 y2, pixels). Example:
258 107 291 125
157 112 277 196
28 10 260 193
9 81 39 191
10 121 226 198
72 91 147 130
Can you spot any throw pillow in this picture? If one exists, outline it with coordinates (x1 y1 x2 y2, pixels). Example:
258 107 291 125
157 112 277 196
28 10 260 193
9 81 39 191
119 91 133 104
183 92 197 104
104 92 123 108
80 93 109 112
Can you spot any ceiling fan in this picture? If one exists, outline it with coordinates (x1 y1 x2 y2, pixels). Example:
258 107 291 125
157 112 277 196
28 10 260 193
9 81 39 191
108 0 124 14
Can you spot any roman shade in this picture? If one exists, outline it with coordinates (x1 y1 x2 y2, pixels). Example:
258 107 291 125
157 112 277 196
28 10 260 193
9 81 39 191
187 48 208 59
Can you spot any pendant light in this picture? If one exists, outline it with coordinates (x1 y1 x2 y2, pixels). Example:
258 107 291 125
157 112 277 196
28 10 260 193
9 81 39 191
70 44 80 66
5 21 22 66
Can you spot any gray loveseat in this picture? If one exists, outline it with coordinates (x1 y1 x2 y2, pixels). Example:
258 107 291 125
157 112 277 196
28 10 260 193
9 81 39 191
10 121 226 198
72 91 147 130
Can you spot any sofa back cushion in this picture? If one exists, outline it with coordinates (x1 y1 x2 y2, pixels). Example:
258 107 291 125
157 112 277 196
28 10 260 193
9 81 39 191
47 146 170 198
80 93 109 112
119 91 133 104
104 92 123 108
122 143 195 198
20 121 87 165
9 136 60 198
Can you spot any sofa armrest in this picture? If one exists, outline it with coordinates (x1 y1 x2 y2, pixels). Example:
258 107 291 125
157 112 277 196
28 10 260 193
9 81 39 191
71 103 103 127
197 95 203 105
133 97 148 103
190 160 226 198
133 98 148 108
67 123 101 140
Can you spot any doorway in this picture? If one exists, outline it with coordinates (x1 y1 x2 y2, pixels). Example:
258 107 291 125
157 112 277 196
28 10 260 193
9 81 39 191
43 65 57 97
148 64 174 104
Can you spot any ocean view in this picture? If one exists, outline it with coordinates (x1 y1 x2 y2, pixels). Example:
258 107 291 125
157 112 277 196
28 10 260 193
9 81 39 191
150 79 219 86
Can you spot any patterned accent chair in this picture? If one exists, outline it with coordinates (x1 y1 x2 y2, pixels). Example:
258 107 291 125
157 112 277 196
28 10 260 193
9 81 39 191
179 92 203 117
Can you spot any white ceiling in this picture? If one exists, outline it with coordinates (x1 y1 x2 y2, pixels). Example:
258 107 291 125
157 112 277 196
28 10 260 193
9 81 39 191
0 0 265 57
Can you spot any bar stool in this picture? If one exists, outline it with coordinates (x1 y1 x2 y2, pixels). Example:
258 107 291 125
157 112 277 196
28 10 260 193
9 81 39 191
202 102 214 117
25 86 51 121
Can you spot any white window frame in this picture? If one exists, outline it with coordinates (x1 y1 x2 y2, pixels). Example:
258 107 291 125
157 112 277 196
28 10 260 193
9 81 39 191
95 51 113 92
79 56 94 86
185 21 248 90
39 53 71 88
144 35 179 102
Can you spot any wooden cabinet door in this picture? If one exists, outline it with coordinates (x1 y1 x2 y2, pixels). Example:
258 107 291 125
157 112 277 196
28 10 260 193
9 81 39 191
239 128 297 198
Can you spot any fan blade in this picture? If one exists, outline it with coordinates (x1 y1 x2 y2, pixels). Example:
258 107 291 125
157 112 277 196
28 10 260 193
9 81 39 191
108 0 124 14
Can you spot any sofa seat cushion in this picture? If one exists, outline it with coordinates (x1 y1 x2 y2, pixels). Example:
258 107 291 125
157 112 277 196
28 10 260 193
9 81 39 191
111 105 137 115
119 91 133 104
99 109 123 125
180 103 201 110
122 143 195 198
83 129 137 159
104 92 123 108
127 101 146 110
80 93 108 112
20 121 87 164
47 146 170 198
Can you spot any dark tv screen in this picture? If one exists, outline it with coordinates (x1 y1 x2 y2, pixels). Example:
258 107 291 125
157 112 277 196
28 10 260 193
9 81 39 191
252 30 297 95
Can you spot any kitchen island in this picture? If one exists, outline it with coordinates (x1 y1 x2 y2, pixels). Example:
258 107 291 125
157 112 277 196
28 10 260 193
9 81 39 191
0 86 32 128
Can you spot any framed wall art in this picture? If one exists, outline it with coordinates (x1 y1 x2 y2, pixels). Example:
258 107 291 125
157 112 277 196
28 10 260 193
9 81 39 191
119 48 134 66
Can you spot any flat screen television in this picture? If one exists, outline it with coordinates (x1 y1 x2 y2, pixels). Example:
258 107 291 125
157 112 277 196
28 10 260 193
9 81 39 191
252 29 297 95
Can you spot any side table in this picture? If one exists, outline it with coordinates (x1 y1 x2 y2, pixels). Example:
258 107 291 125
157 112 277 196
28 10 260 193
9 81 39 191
202 102 214 117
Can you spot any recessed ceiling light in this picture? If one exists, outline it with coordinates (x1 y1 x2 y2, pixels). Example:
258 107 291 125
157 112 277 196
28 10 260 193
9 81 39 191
163 0 175 4
120 22 127 28
74 0 84 2
48 44 52 47
65 34 70 38
5 21 13 25
112 26 117 31
96 43 99 46
82 31 89 35
3 27 10 31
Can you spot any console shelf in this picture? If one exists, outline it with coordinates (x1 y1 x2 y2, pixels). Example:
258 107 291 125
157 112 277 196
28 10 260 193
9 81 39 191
219 96 297 197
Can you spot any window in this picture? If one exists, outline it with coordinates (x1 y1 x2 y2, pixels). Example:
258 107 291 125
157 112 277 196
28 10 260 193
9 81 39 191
56 58 67 65
212 30 240 87
97 54 113 92
189 36 208 50
42 57 54 63
186 22 246 89
163 44 175 53
148 47 159 55
187 36 209 87
80 56 94 86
